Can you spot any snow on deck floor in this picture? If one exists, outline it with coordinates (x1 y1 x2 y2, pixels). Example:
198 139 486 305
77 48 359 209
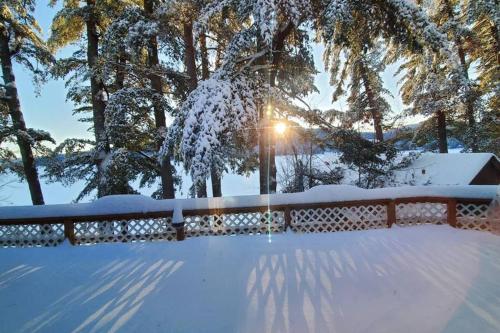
1 226 499 333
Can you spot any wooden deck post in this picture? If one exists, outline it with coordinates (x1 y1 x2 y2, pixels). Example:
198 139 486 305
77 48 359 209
174 223 185 241
64 221 76 245
284 207 291 230
447 199 457 228
387 200 396 228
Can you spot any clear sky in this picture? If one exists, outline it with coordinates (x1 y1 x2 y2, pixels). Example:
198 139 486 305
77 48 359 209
13 2 414 148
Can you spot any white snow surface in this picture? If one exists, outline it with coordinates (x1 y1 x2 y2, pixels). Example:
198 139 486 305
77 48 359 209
1 225 499 333
394 153 497 185
0 185 498 220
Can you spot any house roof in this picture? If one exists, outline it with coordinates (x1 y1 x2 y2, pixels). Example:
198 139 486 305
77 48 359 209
395 153 499 186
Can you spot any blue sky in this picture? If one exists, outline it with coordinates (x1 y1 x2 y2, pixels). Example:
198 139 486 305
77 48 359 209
13 3 90 144
13 2 411 147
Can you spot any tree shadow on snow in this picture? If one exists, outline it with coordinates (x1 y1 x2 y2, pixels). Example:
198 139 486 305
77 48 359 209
0 226 499 333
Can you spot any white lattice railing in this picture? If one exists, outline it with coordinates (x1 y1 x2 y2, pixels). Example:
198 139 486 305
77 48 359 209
395 202 447 226
456 203 492 232
1 196 498 248
290 205 387 233
184 211 285 237
0 224 65 247
73 218 177 245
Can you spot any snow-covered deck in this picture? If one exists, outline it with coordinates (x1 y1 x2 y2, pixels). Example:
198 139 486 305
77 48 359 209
1 225 499 333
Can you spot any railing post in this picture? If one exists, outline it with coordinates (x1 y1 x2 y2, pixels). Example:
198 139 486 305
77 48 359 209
284 207 291 231
387 200 396 228
64 220 76 245
174 223 185 241
447 199 457 228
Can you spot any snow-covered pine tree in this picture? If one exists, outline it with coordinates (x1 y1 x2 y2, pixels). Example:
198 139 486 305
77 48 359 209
176 0 209 198
336 129 398 189
318 0 468 144
0 0 55 205
463 0 499 106
164 67 262 195
397 50 461 153
100 1 186 199
143 0 178 199
323 26 392 142
429 0 482 152
384 0 488 154
163 0 316 194
462 0 499 154
47 0 131 199
46 0 182 200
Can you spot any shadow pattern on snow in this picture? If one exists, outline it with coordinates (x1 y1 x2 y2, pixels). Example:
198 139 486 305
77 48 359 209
0 226 499 333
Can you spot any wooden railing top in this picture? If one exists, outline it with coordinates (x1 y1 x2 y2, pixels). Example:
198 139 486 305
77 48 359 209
0 185 496 225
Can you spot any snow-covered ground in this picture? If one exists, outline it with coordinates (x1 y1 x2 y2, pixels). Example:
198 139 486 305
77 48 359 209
1 225 499 333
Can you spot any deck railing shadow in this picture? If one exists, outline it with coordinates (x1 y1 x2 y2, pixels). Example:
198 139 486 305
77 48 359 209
234 230 500 333
1 224 499 332
0 244 185 333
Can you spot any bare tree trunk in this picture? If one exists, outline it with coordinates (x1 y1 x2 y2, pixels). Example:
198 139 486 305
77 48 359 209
0 29 44 205
360 63 384 142
144 0 175 198
436 110 448 153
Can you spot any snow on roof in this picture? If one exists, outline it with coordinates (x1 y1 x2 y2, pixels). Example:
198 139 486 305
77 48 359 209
0 185 497 221
395 153 498 186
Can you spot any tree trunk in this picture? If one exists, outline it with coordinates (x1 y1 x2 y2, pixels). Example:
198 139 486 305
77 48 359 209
114 51 126 91
360 63 384 142
85 0 110 198
200 32 223 197
258 111 269 194
436 110 448 153
492 23 500 66
199 33 210 80
258 126 269 194
257 35 270 194
183 21 198 92
210 168 222 197
182 20 207 198
456 42 478 152
258 23 294 194
442 0 477 151
0 29 45 205
112 51 135 195
144 0 175 198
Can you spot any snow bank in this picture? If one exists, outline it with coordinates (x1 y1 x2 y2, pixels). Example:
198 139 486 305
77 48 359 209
1 226 499 333
0 185 497 221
